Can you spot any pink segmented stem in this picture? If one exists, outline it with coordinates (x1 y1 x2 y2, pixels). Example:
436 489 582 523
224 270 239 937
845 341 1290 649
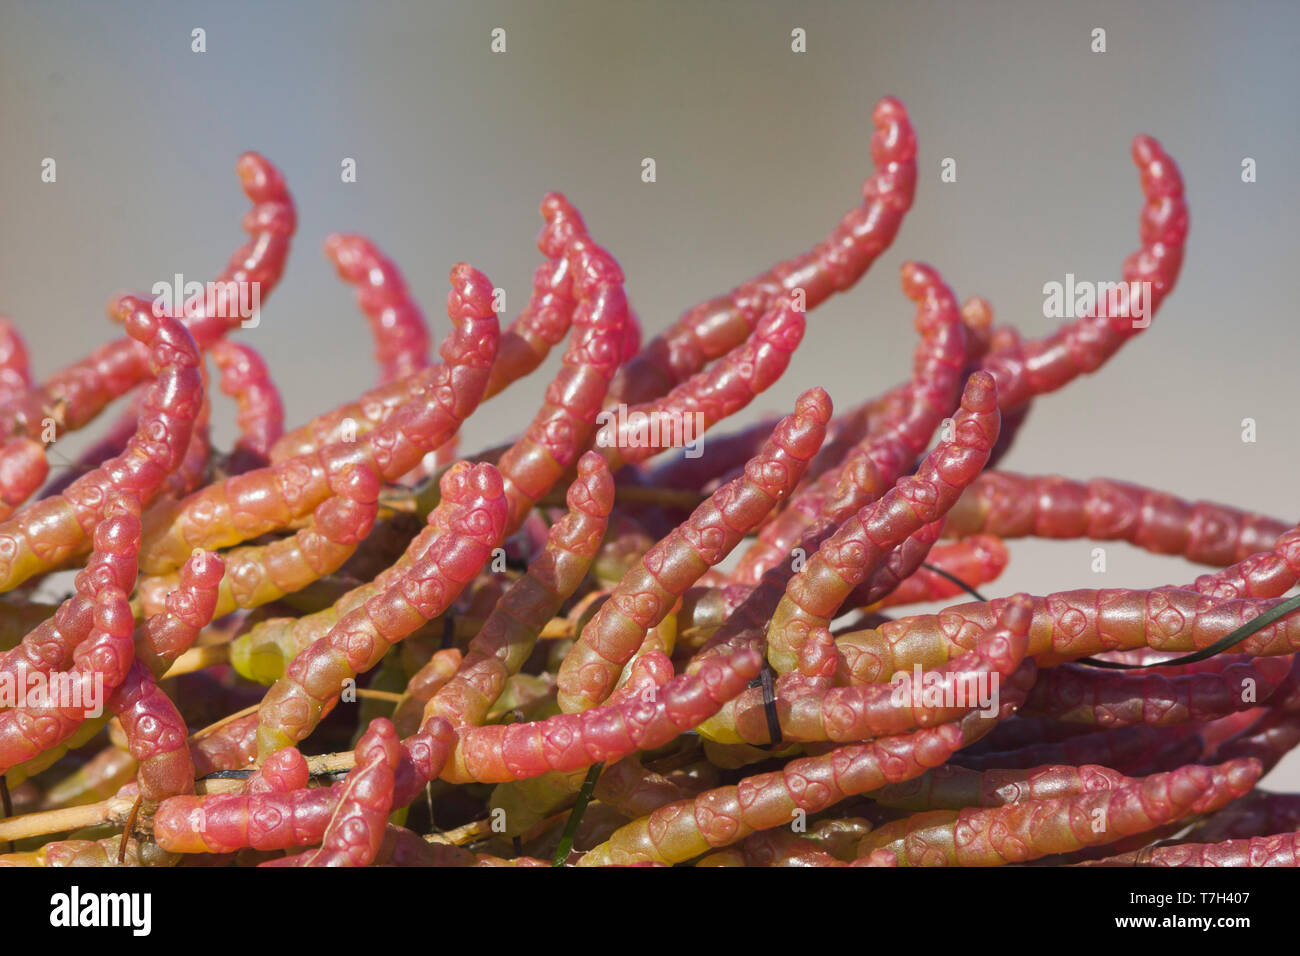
392 648 461 737
495 235 629 532
1022 654 1293 728
160 385 211 498
837 520 944 609
0 587 135 774
1086 830 1300 867
106 550 225 802
596 295 805 470
1190 527 1300 602
137 548 224 672
0 321 39 517
109 661 194 803
255 462 508 757
870 534 1009 609
325 234 431 385
557 387 832 713
34 392 147 503
0 301 203 592
871 762 1135 812
223 455 488 686
228 469 467 684
858 759 1260 866
210 340 284 474
836 583 1300 686
265 199 582 464
0 438 49 521
944 471 1289 567
978 136 1188 411
135 461 380 619
140 264 499 575
482 192 588 400
766 372 999 674
155 783 337 853
427 453 614 728
720 593 1031 746
609 96 916 406
577 722 963 867
791 289 994 499
0 501 142 692
0 318 31 402
0 545 220 786
298 718 401 866
156 717 455 852
444 644 762 784
0 153 293 445
733 262 968 586
246 746 310 794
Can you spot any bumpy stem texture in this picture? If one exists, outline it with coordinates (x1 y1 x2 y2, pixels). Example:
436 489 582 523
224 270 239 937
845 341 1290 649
765 371 999 674
557 387 831 712
255 462 507 756
0 300 203 591
858 759 1260 866
140 264 499 574
427 452 614 728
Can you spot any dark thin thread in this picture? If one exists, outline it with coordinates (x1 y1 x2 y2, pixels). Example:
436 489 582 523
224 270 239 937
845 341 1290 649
1078 591 1300 670
913 561 1299 672
920 562 988 604
118 796 143 865
760 666 782 746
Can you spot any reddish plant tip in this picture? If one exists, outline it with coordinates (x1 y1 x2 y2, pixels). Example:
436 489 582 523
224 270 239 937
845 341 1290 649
538 192 587 258
1131 135 1184 198
447 263 497 320
181 548 225 587
571 451 616 514
793 386 833 425
899 261 942 300
322 234 372 281
235 151 289 204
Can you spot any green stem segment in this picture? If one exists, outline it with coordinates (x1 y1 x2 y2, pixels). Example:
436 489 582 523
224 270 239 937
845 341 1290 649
554 763 603 866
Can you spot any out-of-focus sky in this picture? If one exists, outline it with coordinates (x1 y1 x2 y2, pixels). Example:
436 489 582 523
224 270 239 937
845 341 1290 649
3 1 1299 781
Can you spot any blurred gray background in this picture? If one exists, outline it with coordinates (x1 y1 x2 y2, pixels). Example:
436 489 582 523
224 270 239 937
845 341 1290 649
3 2 1299 781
